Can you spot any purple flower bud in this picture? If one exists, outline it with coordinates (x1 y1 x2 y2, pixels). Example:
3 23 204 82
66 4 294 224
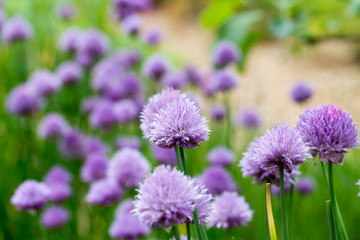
207 146 235 166
58 27 82 53
85 179 122 206
210 69 238 92
122 15 141 36
56 61 83 86
113 99 139 123
112 0 152 20
211 40 240 67
1 15 33 43
27 70 61 98
47 183 72 203
295 177 316 195
56 2 76 20
162 71 188 89
152 145 177 165
198 166 236 195
116 136 141 150
83 136 108 156
44 166 72 186
37 113 70 139
81 96 102 115
89 100 118 130
81 154 108 183
142 53 172 81
211 104 226 122
58 129 85 159
115 49 142 68
185 65 203 85
41 206 70 229
144 28 162 45
6 84 42 116
290 82 313 103
236 107 262 129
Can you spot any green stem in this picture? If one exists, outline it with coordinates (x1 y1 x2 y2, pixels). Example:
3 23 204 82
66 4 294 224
279 168 288 240
171 225 181 240
326 200 335 240
186 222 191 240
288 184 294 240
39 215 48 240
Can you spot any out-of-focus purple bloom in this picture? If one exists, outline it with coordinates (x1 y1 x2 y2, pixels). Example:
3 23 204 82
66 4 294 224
295 177 315 195
211 104 226 122
113 99 139 123
236 107 262 129
115 49 141 68
152 145 177 165
1 15 33 43
296 104 359 165
210 70 238 92
207 146 235 166
133 165 198 228
109 200 150 239
112 0 152 20
116 136 141 150
184 92 202 108
83 136 108 156
122 15 141 36
37 113 69 139
140 88 184 139
290 82 313 103
11 180 49 212
58 27 82 53
27 70 61 98
81 96 102 115
185 65 203 85
162 71 188 89
198 166 236 195
59 129 85 159
211 40 240 68
56 2 76 20
89 100 118 130
81 154 108 183
149 98 210 149
56 61 83 86
41 206 70 229
209 192 253 229
85 179 122 206
6 84 41 116
75 29 109 67
144 28 162 45
107 148 150 188
47 183 72 203
44 166 72 186
142 53 172 81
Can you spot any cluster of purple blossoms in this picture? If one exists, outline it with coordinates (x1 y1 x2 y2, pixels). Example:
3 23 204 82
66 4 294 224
1 15 33 43
209 192 253 229
152 145 177 165
207 146 235 166
56 2 76 20
290 82 313 103
112 0 152 20
211 40 240 68
236 107 262 129
27 70 61 98
198 166 237 195
144 28 162 45
295 177 316 195
81 154 108 183
58 27 82 53
121 14 141 36
56 61 83 86
116 136 141 150
6 84 41 116
85 179 123 206
209 69 239 93
211 104 226 122
296 104 359 165
58 129 86 159
185 65 203 86
37 113 70 140
133 165 212 227
141 53 172 81
44 166 72 203
41 206 70 229
83 136 108 156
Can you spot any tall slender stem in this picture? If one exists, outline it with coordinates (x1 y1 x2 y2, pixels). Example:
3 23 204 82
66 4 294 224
326 200 335 240
279 168 288 240
186 222 191 240
266 183 278 240
288 184 294 240
171 225 181 240
38 215 48 240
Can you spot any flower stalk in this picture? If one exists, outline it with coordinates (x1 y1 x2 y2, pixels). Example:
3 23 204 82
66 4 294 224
266 183 278 240
279 167 288 240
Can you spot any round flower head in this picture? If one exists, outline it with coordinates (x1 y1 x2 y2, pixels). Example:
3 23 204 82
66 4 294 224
37 113 70 139
107 148 150 188
85 179 123 206
83 136 108 156
207 146 235 166
112 0 151 20
211 104 226 122
149 98 210 149
110 200 150 239
209 192 253 229
152 145 177 165
41 206 70 229
252 125 310 173
133 165 198 228
236 107 262 129
162 71 188 89
1 15 33 43
210 69 238 92
144 28 162 45
56 2 76 20
296 104 359 165
47 183 72 203
140 88 184 139
58 129 85 159
6 84 42 116
58 27 82 53
27 70 62 98
11 180 49 212
44 166 72 186
122 14 141 36
211 40 240 67
198 166 236 195
89 100 118 130
114 49 142 68
295 177 316 195
113 99 139 124
81 96 103 115
142 53 172 81
56 61 83 86
81 153 108 183
185 65 203 86
116 136 141 150
290 82 313 103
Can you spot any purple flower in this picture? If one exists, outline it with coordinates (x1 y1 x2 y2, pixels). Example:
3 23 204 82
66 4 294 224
56 61 83 86
116 136 141 150
1 15 33 43
211 104 226 122
122 15 141 36
11 180 49 212
81 154 108 183
184 92 202 108
113 99 139 123
41 206 70 229
198 166 236 195
152 145 177 165
115 49 142 68
85 179 123 206
44 166 72 186
109 200 150 239
295 177 316 195
236 107 262 129
149 98 210 149
58 27 82 53
58 129 85 159
107 148 150 188
209 192 253 229
189 180 213 225
83 136 108 156
211 40 240 67
290 82 313 103
27 70 61 98
47 183 72 203
140 88 184 139
185 65 203 85
56 2 76 20
162 71 188 89
142 53 172 81
81 96 102 115
296 104 359 165
210 69 238 92
6 84 42 116
144 28 162 45
132 165 198 228
112 0 152 20
207 146 235 166
37 113 69 139
89 100 118 130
